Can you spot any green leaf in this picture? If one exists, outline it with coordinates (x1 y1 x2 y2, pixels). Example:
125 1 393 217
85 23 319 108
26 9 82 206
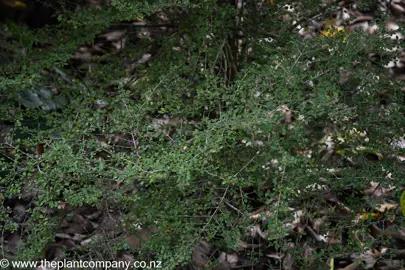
401 191 405 216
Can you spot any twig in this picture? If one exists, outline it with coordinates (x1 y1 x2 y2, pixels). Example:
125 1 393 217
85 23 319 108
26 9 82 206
224 200 246 216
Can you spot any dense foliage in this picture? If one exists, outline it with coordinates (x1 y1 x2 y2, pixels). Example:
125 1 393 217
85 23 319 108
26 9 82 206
1 0 405 269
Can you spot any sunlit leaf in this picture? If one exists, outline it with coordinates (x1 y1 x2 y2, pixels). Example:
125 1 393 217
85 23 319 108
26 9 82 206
400 190 405 216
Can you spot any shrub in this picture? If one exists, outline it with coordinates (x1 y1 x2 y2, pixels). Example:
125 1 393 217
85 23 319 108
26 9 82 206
1 0 405 268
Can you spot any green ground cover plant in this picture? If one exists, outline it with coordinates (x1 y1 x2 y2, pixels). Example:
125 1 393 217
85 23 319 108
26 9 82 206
1 0 405 269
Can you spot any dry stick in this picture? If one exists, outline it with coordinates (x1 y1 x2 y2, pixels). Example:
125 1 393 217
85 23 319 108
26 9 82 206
210 39 226 74
223 50 228 82
0 151 14 162
224 199 246 216
224 42 238 80
305 225 323 242
162 130 177 146
291 42 308 69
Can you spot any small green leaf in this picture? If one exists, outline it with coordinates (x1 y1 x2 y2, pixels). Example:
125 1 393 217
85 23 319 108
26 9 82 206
401 191 405 216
